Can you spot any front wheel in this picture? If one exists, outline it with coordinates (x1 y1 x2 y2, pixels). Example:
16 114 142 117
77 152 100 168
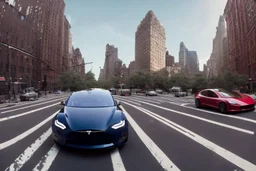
195 99 200 108
219 102 227 114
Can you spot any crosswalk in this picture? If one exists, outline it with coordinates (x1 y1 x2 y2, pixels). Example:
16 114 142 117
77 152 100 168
0 93 256 171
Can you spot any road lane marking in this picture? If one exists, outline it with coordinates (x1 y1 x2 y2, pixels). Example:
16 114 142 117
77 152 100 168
0 111 58 150
1 97 66 114
166 101 256 124
0 102 60 122
123 102 256 171
0 94 69 111
120 106 180 171
116 98 141 106
133 96 164 103
127 96 161 104
121 98 254 135
33 144 59 171
110 148 126 171
123 99 254 135
4 128 52 171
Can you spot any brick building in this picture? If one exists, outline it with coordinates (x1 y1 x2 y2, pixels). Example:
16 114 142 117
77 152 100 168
72 48 85 74
0 0 75 91
0 0 40 88
224 0 256 87
104 44 118 80
135 10 166 72
165 51 174 67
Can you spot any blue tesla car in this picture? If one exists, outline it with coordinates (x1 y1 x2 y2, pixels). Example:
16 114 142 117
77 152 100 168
52 89 128 149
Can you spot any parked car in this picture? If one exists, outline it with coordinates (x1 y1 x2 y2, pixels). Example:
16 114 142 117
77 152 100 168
20 87 38 101
109 88 117 95
156 89 163 94
175 91 186 97
146 90 158 96
195 88 255 113
120 89 131 96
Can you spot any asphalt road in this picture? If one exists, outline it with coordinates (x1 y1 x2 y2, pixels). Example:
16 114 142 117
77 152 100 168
1 93 256 171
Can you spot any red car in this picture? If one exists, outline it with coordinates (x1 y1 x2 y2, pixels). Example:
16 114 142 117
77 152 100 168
195 88 255 113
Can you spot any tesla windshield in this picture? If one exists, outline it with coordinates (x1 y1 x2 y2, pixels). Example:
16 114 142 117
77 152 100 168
66 92 115 107
216 89 241 98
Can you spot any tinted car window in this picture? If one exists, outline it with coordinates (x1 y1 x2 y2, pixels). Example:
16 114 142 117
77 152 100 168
200 90 208 96
208 91 218 98
66 92 115 107
216 88 241 98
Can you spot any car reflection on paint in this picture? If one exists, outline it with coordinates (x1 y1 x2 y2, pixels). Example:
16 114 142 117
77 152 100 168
52 89 129 149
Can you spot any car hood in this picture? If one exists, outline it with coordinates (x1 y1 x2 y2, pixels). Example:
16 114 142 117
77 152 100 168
226 95 255 105
64 106 116 131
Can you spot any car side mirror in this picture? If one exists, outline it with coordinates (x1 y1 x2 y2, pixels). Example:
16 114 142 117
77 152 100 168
60 101 65 106
115 100 121 106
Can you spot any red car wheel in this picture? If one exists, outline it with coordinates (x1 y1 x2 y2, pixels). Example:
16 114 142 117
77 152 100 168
195 99 200 108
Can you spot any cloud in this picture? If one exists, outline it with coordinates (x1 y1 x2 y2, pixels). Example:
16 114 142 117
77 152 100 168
100 24 134 43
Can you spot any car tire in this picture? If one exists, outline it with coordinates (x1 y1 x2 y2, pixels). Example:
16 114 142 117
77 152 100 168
219 102 227 114
195 99 201 108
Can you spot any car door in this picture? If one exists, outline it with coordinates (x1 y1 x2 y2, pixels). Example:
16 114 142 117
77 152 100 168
207 90 220 109
198 90 209 106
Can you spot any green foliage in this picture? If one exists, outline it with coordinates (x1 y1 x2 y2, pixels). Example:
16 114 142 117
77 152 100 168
209 70 248 89
57 71 85 91
85 71 97 88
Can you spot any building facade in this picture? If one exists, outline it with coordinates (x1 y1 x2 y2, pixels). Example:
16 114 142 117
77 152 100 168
166 66 182 77
0 0 75 91
186 51 199 74
104 44 118 80
225 0 256 82
135 10 166 72
72 48 85 74
179 42 188 69
166 51 174 67
207 15 227 78
128 61 136 76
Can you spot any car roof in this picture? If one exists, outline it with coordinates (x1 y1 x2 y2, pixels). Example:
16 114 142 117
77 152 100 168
72 88 110 96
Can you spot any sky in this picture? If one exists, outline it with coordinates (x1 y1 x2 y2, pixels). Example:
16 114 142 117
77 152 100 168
64 0 228 79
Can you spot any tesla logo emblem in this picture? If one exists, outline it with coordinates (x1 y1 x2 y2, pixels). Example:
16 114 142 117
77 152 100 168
86 131 91 135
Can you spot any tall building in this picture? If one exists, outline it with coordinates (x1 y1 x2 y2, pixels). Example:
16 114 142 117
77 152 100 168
135 10 166 72
207 15 226 77
104 44 118 80
98 68 105 80
179 42 188 68
63 16 71 71
186 51 199 74
72 48 84 74
225 0 256 81
165 51 174 67
128 61 136 76
114 59 123 77
179 42 199 74
222 37 229 71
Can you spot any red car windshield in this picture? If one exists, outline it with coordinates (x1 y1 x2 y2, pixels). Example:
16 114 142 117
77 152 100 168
216 89 242 98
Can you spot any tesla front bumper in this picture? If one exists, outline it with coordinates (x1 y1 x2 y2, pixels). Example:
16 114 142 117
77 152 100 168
227 104 255 112
52 126 128 149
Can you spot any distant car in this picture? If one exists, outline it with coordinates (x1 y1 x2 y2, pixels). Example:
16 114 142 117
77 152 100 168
120 89 131 96
55 90 61 94
175 92 186 97
52 89 128 149
195 88 255 113
20 88 38 101
109 88 117 95
156 89 163 94
146 90 158 96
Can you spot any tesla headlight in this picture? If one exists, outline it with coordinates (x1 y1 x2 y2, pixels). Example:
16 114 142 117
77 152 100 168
228 100 237 105
112 120 125 129
54 120 66 130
